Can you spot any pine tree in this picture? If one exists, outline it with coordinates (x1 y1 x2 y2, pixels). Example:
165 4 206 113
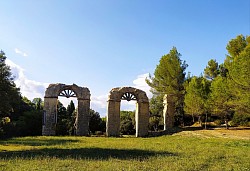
146 47 188 125
0 51 20 117
204 59 219 80
184 76 210 125
208 76 232 128
146 47 187 96
225 35 250 117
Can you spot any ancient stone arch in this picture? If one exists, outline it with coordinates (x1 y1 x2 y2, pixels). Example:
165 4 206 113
42 83 90 136
106 87 149 137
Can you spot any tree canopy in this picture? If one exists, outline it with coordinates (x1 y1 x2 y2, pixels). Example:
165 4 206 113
184 76 210 122
225 35 250 117
146 47 187 96
0 51 20 117
204 59 219 80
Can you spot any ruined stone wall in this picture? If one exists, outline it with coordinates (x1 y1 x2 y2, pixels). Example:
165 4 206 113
163 94 175 130
135 101 149 137
75 99 90 136
42 97 57 135
106 100 121 137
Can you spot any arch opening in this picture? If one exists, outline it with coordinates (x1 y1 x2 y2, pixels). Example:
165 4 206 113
56 96 77 136
120 100 136 136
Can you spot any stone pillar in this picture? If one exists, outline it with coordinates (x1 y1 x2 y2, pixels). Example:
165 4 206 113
106 100 121 136
163 94 175 130
42 97 57 135
135 102 149 137
76 99 90 136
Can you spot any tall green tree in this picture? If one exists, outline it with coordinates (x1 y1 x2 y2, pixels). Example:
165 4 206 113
89 109 105 134
146 47 188 125
184 76 210 125
225 35 250 118
32 98 43 110
66 100 76 135
120 111 135 135
0 51 20 117
146 47 187 96
56 100 77 135
204 59 219 80
67 100 75 116
149 94 164 131
208 76 232 128
56 101 68 135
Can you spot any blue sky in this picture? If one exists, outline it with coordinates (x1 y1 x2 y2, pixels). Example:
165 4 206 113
0 0 249 116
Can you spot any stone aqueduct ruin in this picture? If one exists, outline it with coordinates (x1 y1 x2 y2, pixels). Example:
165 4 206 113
106 87 149 137
42 84 90 136
42 83 175 137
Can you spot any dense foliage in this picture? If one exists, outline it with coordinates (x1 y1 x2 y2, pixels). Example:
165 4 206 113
146 47 188 126
89 109 106 134
120 111 135 135
147 35 250 127
0 51 21 119
184 76 210 125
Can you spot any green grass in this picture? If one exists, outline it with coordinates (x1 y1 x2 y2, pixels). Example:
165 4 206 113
0 135 249 171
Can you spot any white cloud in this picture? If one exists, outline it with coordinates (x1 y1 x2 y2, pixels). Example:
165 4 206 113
6 59 49 101
14 48 28 57
120 101 137 111
58 97 78 108
132 73 152 98
91 95 107 109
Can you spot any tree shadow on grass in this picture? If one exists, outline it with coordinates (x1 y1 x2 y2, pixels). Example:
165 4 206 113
0 148 177 160
149 126 205 136
0 138 79 146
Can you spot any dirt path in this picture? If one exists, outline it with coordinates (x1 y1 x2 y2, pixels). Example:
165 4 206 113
173 128 250 140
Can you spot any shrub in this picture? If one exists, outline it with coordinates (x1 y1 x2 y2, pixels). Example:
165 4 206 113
232 112 250 126
214 119 222 126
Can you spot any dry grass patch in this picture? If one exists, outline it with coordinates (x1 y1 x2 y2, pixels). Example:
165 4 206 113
173 127 250 140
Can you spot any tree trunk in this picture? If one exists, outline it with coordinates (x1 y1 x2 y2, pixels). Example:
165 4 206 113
192 114 195 123
204 113 208 130
225 119 228 129
198 116 202 127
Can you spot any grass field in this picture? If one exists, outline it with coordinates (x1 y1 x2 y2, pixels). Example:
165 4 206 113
0 129 249 171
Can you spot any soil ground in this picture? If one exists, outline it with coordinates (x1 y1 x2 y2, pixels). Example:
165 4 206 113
173 127 250 140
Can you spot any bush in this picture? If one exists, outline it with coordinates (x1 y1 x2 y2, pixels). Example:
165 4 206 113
232 112 250 126
214 119 222 126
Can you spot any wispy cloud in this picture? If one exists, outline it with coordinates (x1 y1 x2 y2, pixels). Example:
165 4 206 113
6 59 48 101
132 73 152 98
91 95 107 109
14 48 28 57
